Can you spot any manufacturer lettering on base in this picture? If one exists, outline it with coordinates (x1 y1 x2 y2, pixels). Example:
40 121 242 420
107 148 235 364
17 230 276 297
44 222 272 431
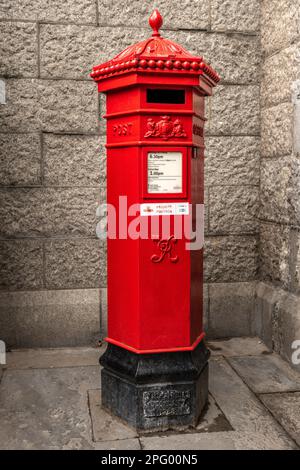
143 389 191 417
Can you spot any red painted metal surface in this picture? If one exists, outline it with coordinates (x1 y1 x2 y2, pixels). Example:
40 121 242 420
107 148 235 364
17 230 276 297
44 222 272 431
91 9 219 353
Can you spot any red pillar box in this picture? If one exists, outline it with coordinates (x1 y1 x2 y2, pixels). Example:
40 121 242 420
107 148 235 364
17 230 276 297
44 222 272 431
91 9 219 431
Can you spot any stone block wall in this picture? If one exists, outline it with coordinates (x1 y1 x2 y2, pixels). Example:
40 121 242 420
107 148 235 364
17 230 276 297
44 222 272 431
257 0 300 367
0 0 261 347
260 0 300 290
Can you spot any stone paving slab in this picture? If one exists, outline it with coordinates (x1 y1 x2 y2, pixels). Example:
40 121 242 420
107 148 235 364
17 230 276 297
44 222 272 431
140 429 295 450
0 365 100 450
260 392 300 446
208 337 270 357
228 354 300 394
5 346 102 370
88 389 232 443
94 439 141 450
209 357 296 449
195 393 232 433
140 431 237 450
88 389 138 442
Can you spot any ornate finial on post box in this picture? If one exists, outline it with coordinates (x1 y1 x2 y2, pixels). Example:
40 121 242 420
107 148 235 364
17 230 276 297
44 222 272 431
149 9 163 37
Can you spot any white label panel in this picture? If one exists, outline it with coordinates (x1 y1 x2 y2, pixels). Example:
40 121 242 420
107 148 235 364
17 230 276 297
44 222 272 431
147 151 182 193
140 202 189 216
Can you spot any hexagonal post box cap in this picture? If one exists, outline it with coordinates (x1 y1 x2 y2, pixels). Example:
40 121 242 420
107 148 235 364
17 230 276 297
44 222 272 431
90 9 220 85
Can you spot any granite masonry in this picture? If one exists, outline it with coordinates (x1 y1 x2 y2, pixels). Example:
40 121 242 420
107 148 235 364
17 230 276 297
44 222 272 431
0 1 299 366
257 0 300 370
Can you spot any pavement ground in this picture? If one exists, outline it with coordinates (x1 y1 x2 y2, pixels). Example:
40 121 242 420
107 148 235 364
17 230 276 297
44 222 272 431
0 337 299 450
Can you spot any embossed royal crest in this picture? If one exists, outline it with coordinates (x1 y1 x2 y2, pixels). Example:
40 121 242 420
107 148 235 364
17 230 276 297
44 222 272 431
144 116 187 140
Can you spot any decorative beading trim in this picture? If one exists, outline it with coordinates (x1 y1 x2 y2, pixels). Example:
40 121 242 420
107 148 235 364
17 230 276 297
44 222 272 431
90 57 220 83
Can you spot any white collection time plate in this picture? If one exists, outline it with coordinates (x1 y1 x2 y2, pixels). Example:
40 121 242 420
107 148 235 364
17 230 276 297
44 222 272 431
147 151 183 194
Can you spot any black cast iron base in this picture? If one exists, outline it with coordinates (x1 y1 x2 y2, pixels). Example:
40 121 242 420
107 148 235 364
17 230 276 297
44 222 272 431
100 341 210 432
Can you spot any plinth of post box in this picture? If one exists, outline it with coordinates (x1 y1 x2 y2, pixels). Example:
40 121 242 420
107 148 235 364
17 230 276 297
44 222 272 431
91 9 220 432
